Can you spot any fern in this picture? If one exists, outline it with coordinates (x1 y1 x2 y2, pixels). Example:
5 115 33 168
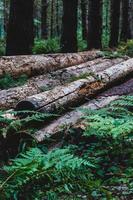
0 148 98 199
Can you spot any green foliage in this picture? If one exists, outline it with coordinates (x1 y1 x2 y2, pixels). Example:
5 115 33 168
100 50 123 58
102 0 110 48
118 40 133 57
77 30 87 52
0 95 133 199
0 39 5 56
0 74 28 89
32 38 60 54
68 72 92 82
0 110 55 137
0 148 99 199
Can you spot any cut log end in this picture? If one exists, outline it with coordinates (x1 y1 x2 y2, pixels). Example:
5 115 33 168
15 101 35 111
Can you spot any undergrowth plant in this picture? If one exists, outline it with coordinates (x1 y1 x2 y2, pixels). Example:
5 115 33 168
0 74 28 89
0 95 132 199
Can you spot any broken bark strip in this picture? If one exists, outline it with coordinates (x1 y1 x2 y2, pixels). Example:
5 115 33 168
0 51 101 78
0 58 124 109
35 78 133 141
16 58 133 114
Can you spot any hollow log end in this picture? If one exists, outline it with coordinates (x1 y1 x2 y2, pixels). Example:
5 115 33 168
15 101 36 112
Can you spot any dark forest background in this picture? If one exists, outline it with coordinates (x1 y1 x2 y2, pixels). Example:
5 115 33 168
0 0 133 56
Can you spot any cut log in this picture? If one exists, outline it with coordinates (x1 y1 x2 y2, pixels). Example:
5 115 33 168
0 58 124 109
16 58 133 114
35 78 133 142
34 96 120 141
0 51 101 78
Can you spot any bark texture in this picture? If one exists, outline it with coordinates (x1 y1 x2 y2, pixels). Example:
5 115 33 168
16 58 133 114
128 0 133 39
109 0 121 47
120 0 129 41
87 0 102 49
81 0 88 40
34 95 120 141
61 0 78 52
0 51 101 78
35 78 133 141
0 58 124 109
41 0 48 39
6 0 34 55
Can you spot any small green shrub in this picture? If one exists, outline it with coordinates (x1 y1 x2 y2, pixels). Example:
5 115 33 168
32 38 60 54
118 39 133 57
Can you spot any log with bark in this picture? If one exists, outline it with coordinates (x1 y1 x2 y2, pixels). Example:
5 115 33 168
0 51 101 78
16 58 133 113
0 57 124 109
35 78 133 142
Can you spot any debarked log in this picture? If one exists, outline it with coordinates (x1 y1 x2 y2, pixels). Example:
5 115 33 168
0 50 102 78
0 57 124 109
15 58 133 114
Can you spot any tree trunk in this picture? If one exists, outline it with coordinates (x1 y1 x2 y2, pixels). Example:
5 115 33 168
56 0 60 37
0 51 101 78
61 0 78 53
128 0 133 39
87 0 102 49
6 0 34 56
16 58 133 114
120 0 129 42
81 0 88 40
3 0 9 36
0 58 124 109
109 0 121 47
41 0 48 39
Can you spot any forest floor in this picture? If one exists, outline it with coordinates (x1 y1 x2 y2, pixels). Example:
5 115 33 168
0 51 133 199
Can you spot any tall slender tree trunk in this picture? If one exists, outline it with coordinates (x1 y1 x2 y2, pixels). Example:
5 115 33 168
87 0 102 49
109 0 121 47
120 0 129 42
61 0 78 53
128 0 133 39
3 0 9 36
6 0 34 56
50 0 54 38
81 0 88 40
41 0 48 39
56 0 60 37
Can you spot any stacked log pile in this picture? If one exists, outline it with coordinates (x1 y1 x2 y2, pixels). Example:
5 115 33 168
0 51 132 143
0 57 125 109
16 58 133 114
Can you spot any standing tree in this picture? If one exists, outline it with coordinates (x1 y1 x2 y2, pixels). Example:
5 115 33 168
41 0 48 39
6 0 34 55
128 0 133 39
120 0 129 42
87 0 102 49
61 0 78 53
56 0 60 37
81 0 88 40
109 0 121 47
